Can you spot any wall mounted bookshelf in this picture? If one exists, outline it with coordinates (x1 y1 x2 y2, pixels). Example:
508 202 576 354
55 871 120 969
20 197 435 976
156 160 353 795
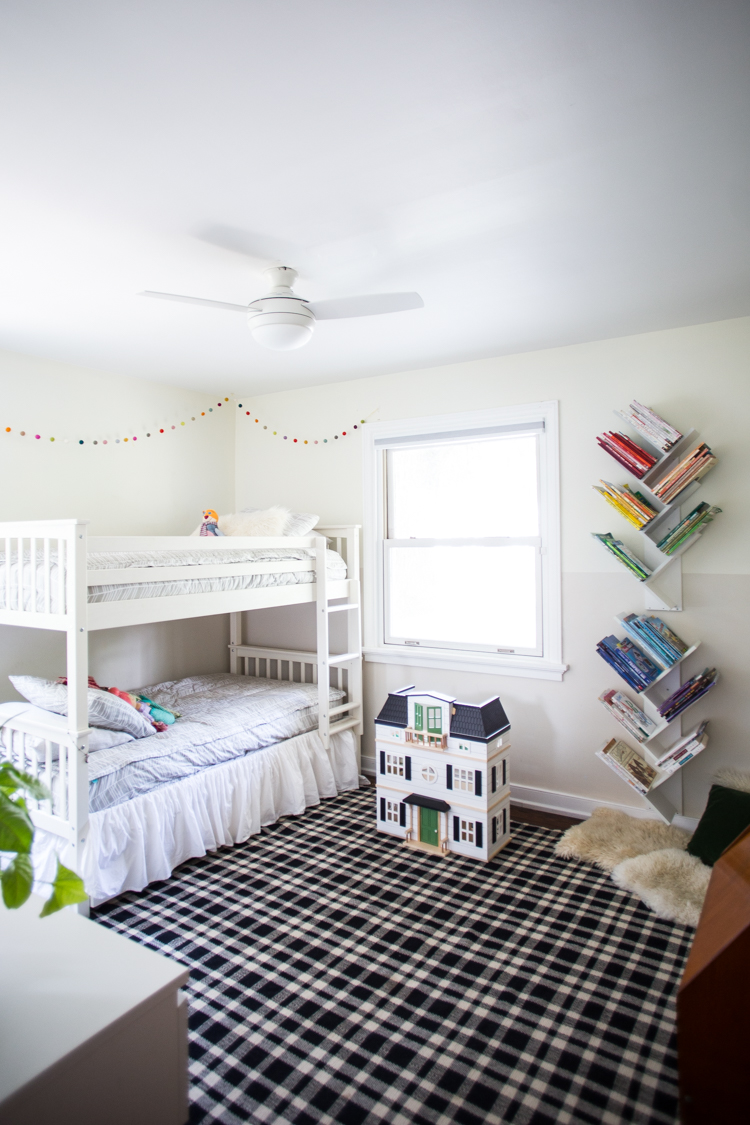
593 400 720 823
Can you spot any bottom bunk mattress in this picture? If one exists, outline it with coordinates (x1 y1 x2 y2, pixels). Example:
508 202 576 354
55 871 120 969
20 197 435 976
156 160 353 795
86 671 348 811
34 727 360 905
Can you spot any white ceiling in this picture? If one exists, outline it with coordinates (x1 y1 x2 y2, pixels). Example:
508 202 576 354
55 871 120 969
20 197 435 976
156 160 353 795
1 1 749 395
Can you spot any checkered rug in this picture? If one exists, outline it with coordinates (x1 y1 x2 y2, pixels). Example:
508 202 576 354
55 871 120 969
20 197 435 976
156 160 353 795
94 789 693 1125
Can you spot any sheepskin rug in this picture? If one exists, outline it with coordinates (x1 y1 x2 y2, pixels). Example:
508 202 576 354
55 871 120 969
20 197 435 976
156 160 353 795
555 807 708 926
191 507 290 537
554 807 691 871
611 848 711 927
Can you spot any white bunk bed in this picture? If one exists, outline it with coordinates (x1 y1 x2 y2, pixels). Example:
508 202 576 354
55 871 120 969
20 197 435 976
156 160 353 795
0 520 362 905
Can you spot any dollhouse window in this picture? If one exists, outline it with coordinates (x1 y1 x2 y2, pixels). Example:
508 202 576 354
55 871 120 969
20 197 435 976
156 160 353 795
364 403 564 681
455 768 474 793
385 753 404 777
386 800 400 823
460 819 475 844
421 765 437 783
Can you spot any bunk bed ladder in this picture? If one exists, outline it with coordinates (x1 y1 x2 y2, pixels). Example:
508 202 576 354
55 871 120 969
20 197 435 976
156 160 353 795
316 532 363 748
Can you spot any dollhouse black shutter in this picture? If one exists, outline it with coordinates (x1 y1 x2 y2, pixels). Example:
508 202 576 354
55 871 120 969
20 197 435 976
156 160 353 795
380 798 386 821
475 770 482 796
503 807 507 835
492 817 497 843
379 751 385 775
446 765 453 789
502 758 507 786
491 765 497 793
404 756 411 780
399 803 406 827
453 816 460 841
476 822 483 848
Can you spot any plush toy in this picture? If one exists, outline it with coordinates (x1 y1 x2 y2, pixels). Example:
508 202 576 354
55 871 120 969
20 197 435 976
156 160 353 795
199 508 225 536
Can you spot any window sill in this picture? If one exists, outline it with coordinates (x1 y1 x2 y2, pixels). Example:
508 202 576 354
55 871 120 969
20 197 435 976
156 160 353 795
363 646 568 681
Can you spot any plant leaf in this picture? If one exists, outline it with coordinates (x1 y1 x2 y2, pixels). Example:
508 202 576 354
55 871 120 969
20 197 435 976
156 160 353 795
1 853 34 908
0 791 34 853
0 761 50 801
40 860 87 917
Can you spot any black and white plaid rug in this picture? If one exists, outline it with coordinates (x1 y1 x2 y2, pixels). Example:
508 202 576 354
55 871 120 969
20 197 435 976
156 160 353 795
95 789 693 1125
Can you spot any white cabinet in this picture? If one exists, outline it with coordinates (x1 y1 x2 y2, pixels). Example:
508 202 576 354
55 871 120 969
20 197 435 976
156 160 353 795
0 896 189 1125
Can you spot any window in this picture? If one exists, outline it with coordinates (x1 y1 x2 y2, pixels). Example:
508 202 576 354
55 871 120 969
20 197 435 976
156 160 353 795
460 819 475 844
386 753 404 777
426 706 442 733
386 800 400 823
363 403 565 680
454 768 474 794
421 764 437 784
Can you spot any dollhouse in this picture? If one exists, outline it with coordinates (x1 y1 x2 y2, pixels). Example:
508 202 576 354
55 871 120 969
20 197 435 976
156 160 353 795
375 686 511 861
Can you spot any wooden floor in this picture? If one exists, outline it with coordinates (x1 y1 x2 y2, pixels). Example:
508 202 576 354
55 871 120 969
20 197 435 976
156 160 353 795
510 804 582 831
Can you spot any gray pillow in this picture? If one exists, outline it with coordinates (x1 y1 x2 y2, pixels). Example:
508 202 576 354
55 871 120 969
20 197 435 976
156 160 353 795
9 676 155 739
241 507 319 536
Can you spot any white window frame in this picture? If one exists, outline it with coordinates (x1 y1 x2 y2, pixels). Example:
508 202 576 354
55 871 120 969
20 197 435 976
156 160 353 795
363 401 566 681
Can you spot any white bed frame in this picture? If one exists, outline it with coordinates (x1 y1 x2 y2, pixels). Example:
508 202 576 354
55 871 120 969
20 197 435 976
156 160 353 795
0 520 362 898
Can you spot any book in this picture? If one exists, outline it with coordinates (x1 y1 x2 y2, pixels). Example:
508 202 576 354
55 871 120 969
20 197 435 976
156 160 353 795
599 689 657 742
592 533 652 580
615 401 683 453
596 432 657 478
619 614 688 670
597 737 658 794
651 442 717 503
593 481 658 528
656 503 722 555
654 722 709 776
657 669 718 723
596 634 662 692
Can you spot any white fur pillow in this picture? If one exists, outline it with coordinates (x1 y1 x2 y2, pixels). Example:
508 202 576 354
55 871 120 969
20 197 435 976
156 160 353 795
243 507 319 536
190 507 290 537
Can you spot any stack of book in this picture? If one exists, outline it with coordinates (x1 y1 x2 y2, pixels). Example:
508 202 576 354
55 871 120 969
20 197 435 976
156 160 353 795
597 737 658 795
656 502 722 555
615 401 683 453
658 669 718 723
654 722 709 777
592 533 652 580
599 689 657 742
596 432 657 478
651 442 717 503
619 614 688 670
593 481 658 528
597 634 661 692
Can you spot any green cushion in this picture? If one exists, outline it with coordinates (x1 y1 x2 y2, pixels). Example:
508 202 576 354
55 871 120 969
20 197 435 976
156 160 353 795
687 784 750 866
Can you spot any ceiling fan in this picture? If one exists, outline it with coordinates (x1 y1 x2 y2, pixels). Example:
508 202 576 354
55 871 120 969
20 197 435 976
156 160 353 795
140 266 424 351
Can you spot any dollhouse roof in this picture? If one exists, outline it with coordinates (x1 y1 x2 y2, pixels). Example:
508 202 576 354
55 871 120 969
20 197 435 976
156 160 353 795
375 692 510 741
403 794 451 812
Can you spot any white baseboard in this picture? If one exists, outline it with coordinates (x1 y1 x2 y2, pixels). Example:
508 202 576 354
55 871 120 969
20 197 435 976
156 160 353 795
360 765 699 831
510 782 699 831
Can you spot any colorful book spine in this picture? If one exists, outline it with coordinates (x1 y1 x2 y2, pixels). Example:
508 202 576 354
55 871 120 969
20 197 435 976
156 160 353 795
619 614 688 670
596 635 661 692
654 722 709 776
656 503 722 555
657 669 717 723
596 432 657 478
599 689 657 742
592 533 652 580
615 401 682 453
593 481 658 528
651 443 717 503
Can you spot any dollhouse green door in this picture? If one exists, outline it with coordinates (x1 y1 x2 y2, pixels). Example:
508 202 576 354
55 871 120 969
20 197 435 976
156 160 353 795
414 703 423 730
419 807 438 846
426 707 442 734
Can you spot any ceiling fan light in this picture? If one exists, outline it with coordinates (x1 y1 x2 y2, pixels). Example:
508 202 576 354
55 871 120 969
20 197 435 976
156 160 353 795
250 320 314 350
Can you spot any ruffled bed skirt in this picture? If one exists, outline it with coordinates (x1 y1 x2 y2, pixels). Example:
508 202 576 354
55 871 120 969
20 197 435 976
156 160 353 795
33 729 360 905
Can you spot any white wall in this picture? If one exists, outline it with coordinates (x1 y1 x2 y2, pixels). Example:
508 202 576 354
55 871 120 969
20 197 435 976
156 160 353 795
235 316 750 820
0 349 235 696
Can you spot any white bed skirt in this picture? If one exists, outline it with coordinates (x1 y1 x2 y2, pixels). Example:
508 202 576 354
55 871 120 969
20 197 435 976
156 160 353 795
33 729 360 905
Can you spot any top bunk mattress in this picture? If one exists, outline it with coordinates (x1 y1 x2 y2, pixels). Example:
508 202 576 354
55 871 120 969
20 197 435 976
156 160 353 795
0 546 346 611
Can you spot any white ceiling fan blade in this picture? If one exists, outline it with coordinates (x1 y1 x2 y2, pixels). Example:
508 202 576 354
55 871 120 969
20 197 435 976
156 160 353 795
139 291 247 313
309 292 424 321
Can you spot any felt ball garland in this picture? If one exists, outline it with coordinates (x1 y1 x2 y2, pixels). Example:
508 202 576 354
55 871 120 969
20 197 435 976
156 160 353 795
2 395 370 448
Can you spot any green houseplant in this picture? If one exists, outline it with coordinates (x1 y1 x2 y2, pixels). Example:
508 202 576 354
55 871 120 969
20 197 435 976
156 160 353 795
0 760 87 915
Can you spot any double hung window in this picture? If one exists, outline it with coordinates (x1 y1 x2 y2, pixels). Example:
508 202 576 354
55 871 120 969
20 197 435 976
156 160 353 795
363 403 564 679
